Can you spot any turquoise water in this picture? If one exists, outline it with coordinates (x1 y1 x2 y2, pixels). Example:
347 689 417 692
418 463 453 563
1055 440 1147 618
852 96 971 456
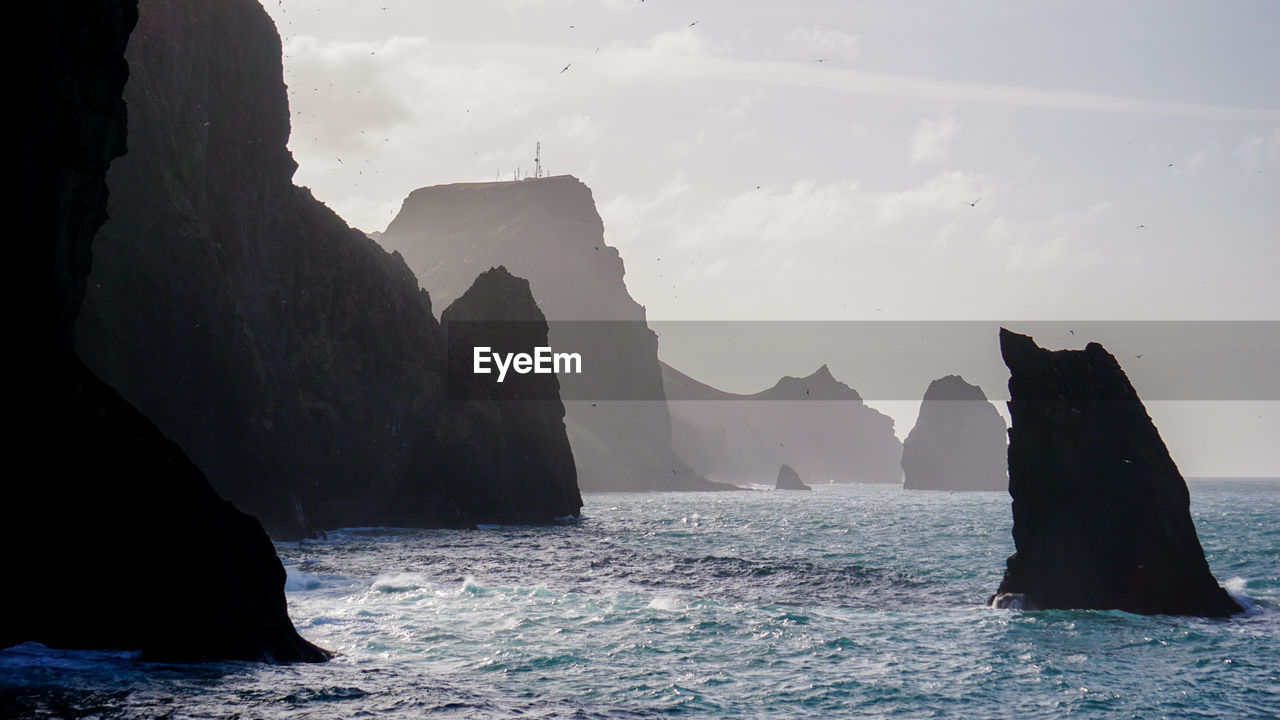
3 481 1278 718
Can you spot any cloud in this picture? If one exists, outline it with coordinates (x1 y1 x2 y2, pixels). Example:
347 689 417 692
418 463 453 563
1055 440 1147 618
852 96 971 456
595 168 1129 322
686 57 1280 121
598 27 710 81
603 171 990 270
981 201 1110 271
557 114 601 143
909 114 959 164
1235 125 1280 170
784 27 861 61
1179 140 1221 174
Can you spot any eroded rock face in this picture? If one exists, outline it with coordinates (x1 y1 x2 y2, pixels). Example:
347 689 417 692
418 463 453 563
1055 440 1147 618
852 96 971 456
775 465 812 491
375 177 721 492
76 0 579 536
991 329 1241 617
440 267 582 522
664 363 903 485
901 375 1007 491
6 0 325 663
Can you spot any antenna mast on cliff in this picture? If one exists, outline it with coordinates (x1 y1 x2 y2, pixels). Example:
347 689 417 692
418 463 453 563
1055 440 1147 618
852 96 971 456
534 142 544 179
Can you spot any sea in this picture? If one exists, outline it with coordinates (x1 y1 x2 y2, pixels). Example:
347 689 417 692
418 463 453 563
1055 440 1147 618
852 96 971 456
3 480 1277 719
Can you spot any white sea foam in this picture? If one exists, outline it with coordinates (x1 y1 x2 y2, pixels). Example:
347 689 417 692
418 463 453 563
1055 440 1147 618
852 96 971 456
284 566 322 592
1224 577 1262 615
371 573 432 593
647 596 685 612
989 593 1033 611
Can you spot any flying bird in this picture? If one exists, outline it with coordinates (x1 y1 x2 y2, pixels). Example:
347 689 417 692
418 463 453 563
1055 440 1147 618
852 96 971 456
1135 224 1147 230
561 63 572 73
965 196 981 207
689 21 698 27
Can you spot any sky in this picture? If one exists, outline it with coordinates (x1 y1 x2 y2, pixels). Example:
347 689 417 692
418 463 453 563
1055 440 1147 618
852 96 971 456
261 0 1279 475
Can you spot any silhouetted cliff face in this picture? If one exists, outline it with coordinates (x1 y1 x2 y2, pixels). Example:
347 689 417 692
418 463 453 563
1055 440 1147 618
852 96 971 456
75 0 573 536
775 465 811 491
664 363 903 485
991 329 1241 617
901 375 1007 491
6 0 325 663
376 177 720 492
441 267 582 521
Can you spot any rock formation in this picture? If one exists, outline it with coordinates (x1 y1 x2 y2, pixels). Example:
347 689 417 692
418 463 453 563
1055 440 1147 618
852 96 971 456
664 362 903 485
375 177 726 492
991 329 1242 617
75 0 582 536
6 0 325 662
440 267 582 521
901 375 1007 491
775 465 812 491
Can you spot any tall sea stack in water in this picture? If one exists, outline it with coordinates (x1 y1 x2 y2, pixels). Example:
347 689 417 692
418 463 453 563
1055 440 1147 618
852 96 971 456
375 177 724 492
991 329 1241 617
8 0 325 662
901 375 1007 491
775 464 812 491
440 267 582 521
75 0 582 536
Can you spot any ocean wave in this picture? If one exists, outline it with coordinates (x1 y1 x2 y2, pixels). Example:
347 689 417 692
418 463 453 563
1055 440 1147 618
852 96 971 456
284 566 323 592
370 573 437 593
646 596 686 612
1224 577 1265 616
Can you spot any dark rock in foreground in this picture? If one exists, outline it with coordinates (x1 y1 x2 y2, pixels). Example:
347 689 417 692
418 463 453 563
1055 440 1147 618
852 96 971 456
440 267 582 522
901 375 1007 491
991 329 1241 617
75 0 581 536
9 351 329 663
5 0 324 662
775 464 812 491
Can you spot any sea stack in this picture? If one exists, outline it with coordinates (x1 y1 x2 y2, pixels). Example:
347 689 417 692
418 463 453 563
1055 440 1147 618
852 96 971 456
901 375 1007 491
375 177 722 492
775 465 812 491
440 267 582 522
991 329 1241 617
8 0 325 662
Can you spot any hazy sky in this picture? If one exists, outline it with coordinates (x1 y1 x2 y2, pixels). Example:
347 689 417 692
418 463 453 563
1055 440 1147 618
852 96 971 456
260 0 1278 474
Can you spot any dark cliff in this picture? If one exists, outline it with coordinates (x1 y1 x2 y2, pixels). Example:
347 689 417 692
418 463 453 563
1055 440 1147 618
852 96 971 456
901 375 1007 491
664 362 903 485
991 329 1241 617
775 464 812 491
375 177 722 492
7 0 324 662
75 0 580 536
440 267 583 522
